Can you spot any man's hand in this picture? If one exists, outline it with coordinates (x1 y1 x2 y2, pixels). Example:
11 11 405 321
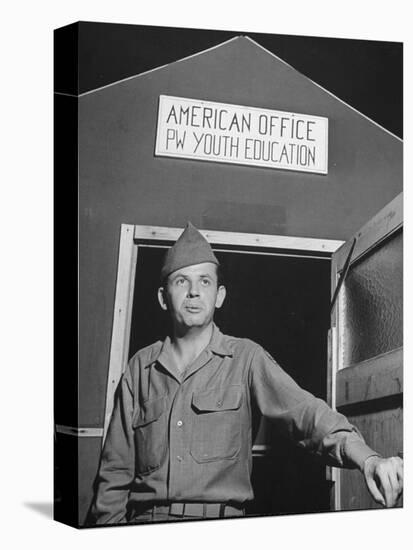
363 455 403 507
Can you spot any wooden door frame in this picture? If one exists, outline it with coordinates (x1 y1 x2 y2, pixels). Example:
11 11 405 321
103 225 344 442
329 192 403 510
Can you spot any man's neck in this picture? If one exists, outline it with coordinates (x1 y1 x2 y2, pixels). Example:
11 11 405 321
171 324 214 372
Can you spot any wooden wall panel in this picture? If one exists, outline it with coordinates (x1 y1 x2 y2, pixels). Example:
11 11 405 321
340 407 403 510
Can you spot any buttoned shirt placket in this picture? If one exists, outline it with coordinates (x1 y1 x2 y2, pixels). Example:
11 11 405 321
157 342 217 501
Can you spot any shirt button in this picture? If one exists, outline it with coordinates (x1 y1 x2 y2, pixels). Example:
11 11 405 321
177 420 183 427
177 455 183 462
217 401 222 408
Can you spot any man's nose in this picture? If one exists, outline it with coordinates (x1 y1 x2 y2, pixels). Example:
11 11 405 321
187 282 200 297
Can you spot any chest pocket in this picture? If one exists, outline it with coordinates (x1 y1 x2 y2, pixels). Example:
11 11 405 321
190 385 242 463
132 395 167 474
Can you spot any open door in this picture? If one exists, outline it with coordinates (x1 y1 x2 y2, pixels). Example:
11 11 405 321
330 193 403 510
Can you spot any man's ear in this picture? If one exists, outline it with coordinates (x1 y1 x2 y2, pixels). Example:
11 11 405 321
158 287 168 311
215 285 226 309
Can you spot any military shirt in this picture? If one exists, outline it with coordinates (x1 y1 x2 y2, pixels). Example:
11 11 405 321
90 324 377 524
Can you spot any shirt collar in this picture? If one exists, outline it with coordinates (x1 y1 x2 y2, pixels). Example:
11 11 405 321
208 323 233 357
144 323 232 369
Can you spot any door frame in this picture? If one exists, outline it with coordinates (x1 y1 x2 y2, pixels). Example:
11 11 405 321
329 192 403 510
104 225 344 442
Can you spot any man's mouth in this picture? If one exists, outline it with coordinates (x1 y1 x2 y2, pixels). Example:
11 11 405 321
185 305 202 312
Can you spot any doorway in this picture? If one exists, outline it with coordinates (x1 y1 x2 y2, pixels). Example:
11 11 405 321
128 242 332 516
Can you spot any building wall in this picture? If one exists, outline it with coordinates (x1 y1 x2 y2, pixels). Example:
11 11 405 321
75 37 402 523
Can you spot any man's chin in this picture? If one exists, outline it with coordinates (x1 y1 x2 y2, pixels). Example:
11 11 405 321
183 319 204 327
179 315 211 329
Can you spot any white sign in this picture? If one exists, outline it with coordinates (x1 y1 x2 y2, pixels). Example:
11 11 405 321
155 95 328 174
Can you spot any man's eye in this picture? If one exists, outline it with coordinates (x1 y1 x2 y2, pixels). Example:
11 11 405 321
176 278 186 285
201 279 210 286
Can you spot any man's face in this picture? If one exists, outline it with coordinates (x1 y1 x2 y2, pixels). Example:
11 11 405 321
158 262 226 332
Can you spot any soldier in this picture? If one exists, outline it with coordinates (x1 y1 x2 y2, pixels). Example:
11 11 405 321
89 222 403 524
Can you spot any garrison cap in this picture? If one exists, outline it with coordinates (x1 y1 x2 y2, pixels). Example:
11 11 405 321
161 222 219 280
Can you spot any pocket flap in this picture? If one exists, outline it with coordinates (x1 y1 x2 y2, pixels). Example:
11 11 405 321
192 386 242 412
133 395 166 427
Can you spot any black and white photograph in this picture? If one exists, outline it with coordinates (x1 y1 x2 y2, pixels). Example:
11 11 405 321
1 3 410 549
53 20 403 528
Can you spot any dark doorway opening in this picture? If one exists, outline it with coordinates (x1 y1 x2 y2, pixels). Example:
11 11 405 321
129 245 331 516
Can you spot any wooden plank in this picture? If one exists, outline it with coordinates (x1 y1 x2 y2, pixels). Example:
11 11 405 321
330 249 340 329
339 407 403 510
326 327 340 510
134 225 344 254
336 347 403 408
326 328 338 408
55 425 103 437
103 224 138 442
252 444 270 457
334 193 402 273
140 243 331 261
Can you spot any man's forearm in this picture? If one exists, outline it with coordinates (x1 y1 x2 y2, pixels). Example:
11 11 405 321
320 427 380 470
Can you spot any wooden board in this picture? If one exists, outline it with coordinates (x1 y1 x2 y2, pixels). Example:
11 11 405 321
336 347 402 409
103 224 137 441
334 193 402 273
134 225 343 253
340 407 403 510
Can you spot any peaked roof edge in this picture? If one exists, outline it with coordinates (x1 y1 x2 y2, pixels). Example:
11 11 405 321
244 37 401 142
62 34 401 142
76 36 242 98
